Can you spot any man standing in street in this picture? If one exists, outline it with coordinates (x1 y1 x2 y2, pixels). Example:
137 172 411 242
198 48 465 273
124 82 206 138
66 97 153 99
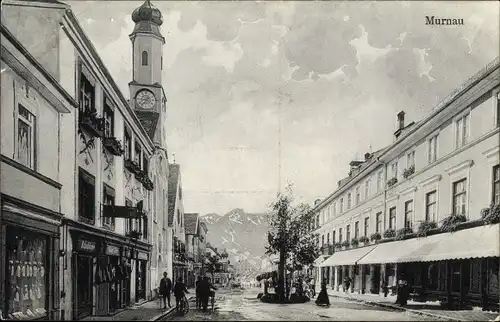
159 272 172 309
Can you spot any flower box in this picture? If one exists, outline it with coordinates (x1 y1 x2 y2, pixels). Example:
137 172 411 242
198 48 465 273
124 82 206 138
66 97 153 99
383 228 396 239
351 238 359 247
481 204 500 225
359 236 370 244
387 177 398 187
417 220 438 237
341 240 350 248
334 242 342 250
80 109 105 138
396 227 413 240
370 232 381 242
124 159 141 174
102 137 124 156
440 214 467 232
127 230 142 239
403 165 415 179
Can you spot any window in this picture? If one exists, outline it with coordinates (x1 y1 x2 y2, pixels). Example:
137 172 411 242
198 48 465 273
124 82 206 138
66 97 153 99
326 233 330 244
79 69 95 114
354 221 359 238
377 171 383 192
78 168 95 225
143 155 149 174
340 198 344 213
346 225 351 241
124 128 132 160
407 150 415 168
321 235 325 246
177 209 181 225
497 92 500 126
355 186 360 205
142 51 148 66
135 142 142 165
316 215 319 228
332 231 336 244
179 187 182 200
404 200 413 228
339 228 343 242
347 193 352 209
425 190 437 221
125 199 132 233
493 165 500 204
452 179 467 216
376 212 382 233
5 228 48 319
365 180 370 199
16 105 36 169
455 113 470 149
391 161 398 178
364 217 369 237
103 99 114 138
333 202 337 217
103 186 115 230
389 207 396 229
428 135 438 164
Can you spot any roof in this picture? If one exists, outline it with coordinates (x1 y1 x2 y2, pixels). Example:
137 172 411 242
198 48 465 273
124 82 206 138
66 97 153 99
135 111 159 140
167 164 180 226
184 213 199 235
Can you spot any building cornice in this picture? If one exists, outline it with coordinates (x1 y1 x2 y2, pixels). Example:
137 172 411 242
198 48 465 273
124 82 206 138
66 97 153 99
62 10 155 154
386 194 399 203
483 145 499 160
419 174 442 187
399 186 417 197
445 160 474 176
0 24 77 113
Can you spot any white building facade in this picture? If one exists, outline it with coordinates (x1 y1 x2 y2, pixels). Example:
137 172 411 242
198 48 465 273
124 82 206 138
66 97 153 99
313 58 500 311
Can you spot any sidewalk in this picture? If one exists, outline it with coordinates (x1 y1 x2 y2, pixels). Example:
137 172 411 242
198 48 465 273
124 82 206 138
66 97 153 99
80 288 195 321
328 290 499 321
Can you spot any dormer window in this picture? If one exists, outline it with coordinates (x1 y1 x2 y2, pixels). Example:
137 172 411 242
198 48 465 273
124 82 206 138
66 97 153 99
142 51 148 66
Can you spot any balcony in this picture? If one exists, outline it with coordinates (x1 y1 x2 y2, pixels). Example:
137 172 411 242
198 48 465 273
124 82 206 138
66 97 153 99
102 137 124 156
126 229 142 239
79 108 105 138
135 171 154 191
124 159 141 174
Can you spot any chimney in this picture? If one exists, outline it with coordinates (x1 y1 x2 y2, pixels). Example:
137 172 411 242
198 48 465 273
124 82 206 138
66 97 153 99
364 152 371 161
314 199 321 206
397 111 405 130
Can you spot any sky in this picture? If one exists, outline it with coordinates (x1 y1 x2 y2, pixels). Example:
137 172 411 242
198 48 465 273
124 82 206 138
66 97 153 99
69 0 499 215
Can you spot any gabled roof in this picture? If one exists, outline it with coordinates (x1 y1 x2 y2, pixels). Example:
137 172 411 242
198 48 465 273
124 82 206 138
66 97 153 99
135 110 160 140
184 213 199 235
167 164 180 226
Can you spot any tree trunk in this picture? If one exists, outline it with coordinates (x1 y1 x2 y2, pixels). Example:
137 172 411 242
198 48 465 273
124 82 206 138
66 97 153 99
278 242 286 303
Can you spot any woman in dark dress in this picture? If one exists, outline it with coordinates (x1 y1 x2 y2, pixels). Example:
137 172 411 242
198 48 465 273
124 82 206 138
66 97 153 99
315 282 330 307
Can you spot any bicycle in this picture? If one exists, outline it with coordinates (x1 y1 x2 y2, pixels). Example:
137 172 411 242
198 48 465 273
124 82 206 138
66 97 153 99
178 295 189 316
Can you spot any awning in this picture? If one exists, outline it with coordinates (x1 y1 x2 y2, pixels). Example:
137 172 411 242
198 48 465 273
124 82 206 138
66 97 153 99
358 224 499 265
313 255 329 267
320 245 377 267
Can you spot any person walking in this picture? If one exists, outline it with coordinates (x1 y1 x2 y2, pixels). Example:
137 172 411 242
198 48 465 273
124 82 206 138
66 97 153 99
315 281 330 307
310 278 316 298
173 277 189 313
195 276 202 309
343 276 352 293
159 272 172 309
396 273 409 306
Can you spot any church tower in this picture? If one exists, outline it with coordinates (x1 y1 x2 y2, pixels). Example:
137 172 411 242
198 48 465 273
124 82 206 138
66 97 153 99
129 0 167 147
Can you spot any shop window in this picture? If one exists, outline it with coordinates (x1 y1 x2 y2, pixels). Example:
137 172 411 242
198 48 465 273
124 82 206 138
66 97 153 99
124 129 132 160
425 190 437 221
103 100 114 138
16 104 36 169
389 207 396 229
438 262 447 291
427 263 439 291
488 258 499 296
492 165 500 205
5 228 48 320
79 168 95 225
452 179 467 216
470 259 481 294
451 261 461 293
103 184 115 230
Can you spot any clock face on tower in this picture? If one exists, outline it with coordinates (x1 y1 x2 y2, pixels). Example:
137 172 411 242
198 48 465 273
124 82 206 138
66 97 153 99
135 90 156 109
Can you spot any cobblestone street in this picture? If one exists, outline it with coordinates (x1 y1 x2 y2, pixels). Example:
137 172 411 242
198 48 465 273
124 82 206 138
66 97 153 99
161 288 446 321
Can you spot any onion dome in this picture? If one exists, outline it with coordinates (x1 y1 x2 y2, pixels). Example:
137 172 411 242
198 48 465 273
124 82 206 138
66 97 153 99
131 0 163 26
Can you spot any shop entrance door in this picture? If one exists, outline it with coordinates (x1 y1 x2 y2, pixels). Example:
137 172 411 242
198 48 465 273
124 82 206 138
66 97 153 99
372 265 381 294
75 255 93 319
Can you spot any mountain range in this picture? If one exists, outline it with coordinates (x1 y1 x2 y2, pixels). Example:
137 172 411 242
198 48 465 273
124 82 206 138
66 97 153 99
201 208 270 274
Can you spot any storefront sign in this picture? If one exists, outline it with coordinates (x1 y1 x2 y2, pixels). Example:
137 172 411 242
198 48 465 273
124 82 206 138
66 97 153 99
105 244 120 256
75 239 97 253
137 251 148 261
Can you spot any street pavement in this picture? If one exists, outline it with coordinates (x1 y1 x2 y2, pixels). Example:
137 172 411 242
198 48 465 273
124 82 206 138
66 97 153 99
160 287 446 321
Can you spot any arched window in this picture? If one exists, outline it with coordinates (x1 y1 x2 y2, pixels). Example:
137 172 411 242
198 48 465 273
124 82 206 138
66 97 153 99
142 51 148 66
